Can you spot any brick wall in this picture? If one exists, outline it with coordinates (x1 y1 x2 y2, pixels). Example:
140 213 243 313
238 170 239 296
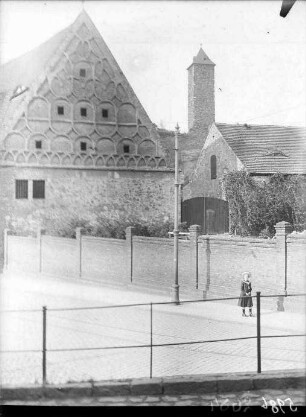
4 222 305 311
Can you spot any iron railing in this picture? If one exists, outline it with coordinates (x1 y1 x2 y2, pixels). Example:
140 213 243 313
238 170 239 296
1 292 305 386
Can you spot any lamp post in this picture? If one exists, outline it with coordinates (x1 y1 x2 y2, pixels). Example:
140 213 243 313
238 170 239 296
171 123 180 304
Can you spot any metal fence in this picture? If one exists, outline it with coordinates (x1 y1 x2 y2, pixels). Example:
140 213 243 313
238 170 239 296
1 293 305 386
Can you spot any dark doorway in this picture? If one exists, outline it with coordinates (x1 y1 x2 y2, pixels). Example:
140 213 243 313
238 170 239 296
181 197 229 234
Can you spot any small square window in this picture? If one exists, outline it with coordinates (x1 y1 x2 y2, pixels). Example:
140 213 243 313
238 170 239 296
80 68 86 77
35 140 42 149
80 108 87 117
15 180 28 199
33 180 45 199
57 106 64 115
123 145 130 154
102 109 108 118
80 142 87 151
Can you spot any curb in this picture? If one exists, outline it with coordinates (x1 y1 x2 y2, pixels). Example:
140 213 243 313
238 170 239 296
1 370 305 401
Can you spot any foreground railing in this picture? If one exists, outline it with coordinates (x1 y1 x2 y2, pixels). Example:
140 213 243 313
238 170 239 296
1 292 305 386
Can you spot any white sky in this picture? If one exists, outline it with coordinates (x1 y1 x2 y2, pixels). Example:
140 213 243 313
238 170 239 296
0 0 305 132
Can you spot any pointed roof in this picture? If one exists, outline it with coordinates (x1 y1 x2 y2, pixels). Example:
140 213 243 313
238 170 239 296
0 9 165 152
187 47 215 69
0 24 71 92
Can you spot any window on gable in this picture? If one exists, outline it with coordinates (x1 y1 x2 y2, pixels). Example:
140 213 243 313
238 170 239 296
79 68 86 77
15 180 28 199
80 142 87 151
35 140 42 149
210 155 217 180
80 107 87 117
123 145 130 154
33 180 45 199
102 109 109 118
57 106 64 115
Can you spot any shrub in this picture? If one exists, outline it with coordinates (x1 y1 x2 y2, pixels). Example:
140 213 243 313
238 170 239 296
223 171 306 236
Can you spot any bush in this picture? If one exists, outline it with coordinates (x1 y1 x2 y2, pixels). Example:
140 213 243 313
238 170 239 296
52 213 176 239
223 171 306 237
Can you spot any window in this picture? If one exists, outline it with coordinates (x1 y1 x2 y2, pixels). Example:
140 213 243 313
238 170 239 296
80 107 87 117
102 109 108 118
210 155 217 179
79 68 86 77
33 180 45 199
80 142 87 151
57 106 64 115
123 145 130 154
35 140 42 149
15 180 28 199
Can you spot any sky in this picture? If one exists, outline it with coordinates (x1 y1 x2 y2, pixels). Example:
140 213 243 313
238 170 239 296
0 0 305 132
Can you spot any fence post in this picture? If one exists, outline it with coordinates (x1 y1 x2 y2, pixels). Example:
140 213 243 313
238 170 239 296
125 227 134 283
76 228 83 278
3 228 9 270
189 225 201 289
42 306 47 386
150 303 153 378
203 237 211 299
256 292 261 373
275 221 292 311
37 227 45 274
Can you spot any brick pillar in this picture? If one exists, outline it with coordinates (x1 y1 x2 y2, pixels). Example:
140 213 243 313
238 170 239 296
76 227 83 278
189 225 201 289
37 227 45 274
126 227 134 283
203 236 211 299
3 228 9 270
275 221 292 311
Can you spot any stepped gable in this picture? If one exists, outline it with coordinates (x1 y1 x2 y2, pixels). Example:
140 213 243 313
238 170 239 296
0 10 169 171
216 122 306 175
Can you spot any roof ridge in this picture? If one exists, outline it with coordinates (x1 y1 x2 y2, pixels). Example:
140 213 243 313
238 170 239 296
216 122 306 130
0 24 71 70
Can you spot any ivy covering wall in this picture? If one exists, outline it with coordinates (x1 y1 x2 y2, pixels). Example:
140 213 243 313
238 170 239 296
222 171 306 237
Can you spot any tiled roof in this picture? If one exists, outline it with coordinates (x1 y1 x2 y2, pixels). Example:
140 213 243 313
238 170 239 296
216 122 306 175
0 17 73 134
0 25 70 92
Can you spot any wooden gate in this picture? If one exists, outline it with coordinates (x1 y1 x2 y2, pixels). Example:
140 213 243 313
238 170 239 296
181 197 229 234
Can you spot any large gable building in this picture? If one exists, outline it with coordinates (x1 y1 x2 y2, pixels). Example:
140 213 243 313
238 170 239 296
0 11 175 253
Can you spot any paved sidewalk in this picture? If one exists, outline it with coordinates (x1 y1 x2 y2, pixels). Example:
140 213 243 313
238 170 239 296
1 273 305 385
1 272 305 333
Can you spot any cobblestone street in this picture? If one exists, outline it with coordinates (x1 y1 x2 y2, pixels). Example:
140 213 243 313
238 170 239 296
3 388 305 407
1 274 305 385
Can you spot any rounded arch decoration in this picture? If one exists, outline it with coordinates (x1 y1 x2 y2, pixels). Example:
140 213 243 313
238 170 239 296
117 138 136 155
51 136 73 153
28 134 48 151
4 133 25 150
96 138 115 154
27 97 49 119
118 103 137 124
138 139 156 156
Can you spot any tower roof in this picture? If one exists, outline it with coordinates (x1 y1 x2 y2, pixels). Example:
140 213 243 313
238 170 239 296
187 47 215 69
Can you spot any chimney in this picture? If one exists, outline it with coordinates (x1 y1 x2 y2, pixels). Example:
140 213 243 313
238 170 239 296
187 47 215 133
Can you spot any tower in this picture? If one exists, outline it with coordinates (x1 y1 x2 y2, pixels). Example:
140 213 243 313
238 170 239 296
187 47 215 133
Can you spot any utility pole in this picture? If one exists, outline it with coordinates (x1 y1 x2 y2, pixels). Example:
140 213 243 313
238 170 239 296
171 123 180 304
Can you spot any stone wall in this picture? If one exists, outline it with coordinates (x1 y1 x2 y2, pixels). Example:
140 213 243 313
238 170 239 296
184 125 242 200
188 64 215 132
0 166 174 271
